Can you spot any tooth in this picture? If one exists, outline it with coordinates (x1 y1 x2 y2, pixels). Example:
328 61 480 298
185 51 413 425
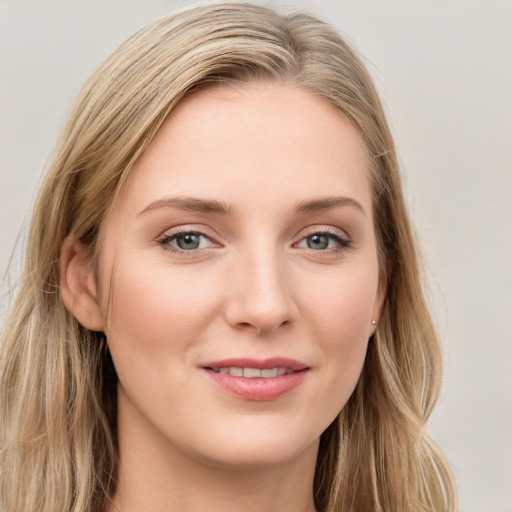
219 368 229 374
277 367 287 376
261 368 278 378
243 367 262 378
229 367 243 377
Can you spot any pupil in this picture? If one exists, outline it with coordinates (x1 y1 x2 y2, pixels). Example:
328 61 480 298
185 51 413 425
177 233 199 250
308 234 328 250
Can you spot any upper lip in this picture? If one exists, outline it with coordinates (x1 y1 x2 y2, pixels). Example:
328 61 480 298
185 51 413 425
201 357 309 372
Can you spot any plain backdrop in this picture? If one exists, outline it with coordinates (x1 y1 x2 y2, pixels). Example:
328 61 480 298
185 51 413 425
1 1 511 511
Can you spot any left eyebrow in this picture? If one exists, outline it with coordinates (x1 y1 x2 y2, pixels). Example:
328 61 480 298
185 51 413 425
293 196 367 217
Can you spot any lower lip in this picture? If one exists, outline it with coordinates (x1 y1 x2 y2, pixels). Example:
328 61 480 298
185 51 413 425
202 369 308 401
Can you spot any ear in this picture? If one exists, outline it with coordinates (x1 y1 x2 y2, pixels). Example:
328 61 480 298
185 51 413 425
60 236 105 331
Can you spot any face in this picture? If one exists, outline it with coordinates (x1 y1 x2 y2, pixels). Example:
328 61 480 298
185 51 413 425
90 82 384 470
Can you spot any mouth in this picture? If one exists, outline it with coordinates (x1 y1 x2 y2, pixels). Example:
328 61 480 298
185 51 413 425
208 366 294 377
200 358 310 401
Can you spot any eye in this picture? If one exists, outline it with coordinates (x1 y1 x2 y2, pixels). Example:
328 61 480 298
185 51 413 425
295 230 351 251
158 230 215 253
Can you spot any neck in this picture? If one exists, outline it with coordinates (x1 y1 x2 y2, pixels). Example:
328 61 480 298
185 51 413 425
108 392 319 512
111 454 318 512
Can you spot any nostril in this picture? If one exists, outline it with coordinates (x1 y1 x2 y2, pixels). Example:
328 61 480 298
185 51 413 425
253 319 291 336
224 280 298 335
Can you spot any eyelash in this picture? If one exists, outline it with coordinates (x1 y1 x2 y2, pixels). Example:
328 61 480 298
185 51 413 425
296 228 352 253
157 227 216 256
157 227 352 255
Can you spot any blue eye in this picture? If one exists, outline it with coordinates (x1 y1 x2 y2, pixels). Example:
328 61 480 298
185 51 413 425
175 233 201 250
159 231 213 252
297 231 350 251
306 234 330 250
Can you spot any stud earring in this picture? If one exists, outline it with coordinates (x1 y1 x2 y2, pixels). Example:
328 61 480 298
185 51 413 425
371 320 377 325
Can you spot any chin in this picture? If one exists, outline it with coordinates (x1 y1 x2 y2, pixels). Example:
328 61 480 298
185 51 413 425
197 441 318 472
181 417 322 471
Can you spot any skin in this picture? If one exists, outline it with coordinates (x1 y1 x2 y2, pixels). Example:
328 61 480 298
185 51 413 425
61 82 385 512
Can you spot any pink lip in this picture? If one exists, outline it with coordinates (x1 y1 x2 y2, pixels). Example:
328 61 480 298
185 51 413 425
202 357 309 371
200 357 310 401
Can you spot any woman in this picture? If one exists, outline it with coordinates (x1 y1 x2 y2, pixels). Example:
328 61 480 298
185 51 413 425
0 3 457 511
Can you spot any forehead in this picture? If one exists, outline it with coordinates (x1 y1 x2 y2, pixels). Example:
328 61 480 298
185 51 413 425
110 81 372 219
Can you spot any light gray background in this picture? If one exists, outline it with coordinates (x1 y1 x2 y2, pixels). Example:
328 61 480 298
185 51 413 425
1 1 511 510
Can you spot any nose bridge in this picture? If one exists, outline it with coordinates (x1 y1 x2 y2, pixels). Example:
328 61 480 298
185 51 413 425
225 240 296 334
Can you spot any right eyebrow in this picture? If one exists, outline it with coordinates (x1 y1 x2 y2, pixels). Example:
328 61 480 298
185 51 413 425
137 196 232 216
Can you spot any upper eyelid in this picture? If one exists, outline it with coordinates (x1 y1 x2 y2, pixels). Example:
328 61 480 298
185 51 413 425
294 231 351 249
295 225 351 241
158 224 219 241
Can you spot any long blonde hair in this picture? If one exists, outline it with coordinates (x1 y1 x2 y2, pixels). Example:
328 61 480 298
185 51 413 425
0 3 457 511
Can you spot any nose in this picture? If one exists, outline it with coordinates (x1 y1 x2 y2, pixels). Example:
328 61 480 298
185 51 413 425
224 247 298 336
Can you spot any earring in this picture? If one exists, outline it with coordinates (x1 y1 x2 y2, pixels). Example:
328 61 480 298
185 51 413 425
371 320 377 325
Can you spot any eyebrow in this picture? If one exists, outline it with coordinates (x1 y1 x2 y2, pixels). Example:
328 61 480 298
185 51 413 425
138 196 231 216
137 195 365 217
293 196 366 217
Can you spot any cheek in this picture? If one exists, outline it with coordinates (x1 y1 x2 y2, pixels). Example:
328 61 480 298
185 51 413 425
298 263 377 412
102 255 221 377
300 260 378 338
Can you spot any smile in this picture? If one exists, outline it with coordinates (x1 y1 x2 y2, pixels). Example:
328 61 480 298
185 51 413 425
201 358 309 401
209 367 293 378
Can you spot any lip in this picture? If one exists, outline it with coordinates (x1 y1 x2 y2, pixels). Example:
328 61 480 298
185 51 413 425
202 357 309 372
200 357 310 401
